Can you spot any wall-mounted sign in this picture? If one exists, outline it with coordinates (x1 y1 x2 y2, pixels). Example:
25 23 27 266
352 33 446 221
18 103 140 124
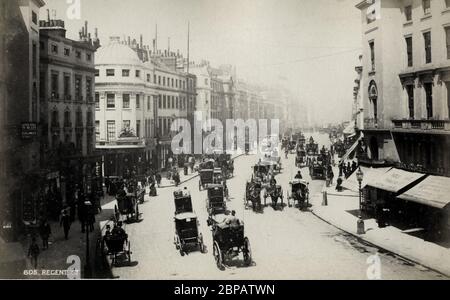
21 122 37 139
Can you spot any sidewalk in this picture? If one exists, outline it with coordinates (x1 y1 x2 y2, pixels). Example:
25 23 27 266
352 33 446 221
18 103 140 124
310 182 450 277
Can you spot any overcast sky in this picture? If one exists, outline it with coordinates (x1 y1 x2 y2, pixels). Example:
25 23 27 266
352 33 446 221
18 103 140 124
41 0 362 126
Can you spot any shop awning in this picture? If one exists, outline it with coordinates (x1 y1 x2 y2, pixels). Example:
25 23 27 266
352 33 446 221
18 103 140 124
397 175 450 209
339 133 362 163
341 166 391 192
366 168 426 194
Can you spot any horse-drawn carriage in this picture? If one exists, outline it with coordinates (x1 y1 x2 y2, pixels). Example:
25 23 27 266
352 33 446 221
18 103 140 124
244 180 263 212
115 187 140 222
295 147 307 168
287 179 309 210
102 228 131 266
206 184 227 219
211 222 252 270
173 189 205 255
251 161 272 184
309 161 326 180
263 184 284 210
306 140 319 156
199 159 215 190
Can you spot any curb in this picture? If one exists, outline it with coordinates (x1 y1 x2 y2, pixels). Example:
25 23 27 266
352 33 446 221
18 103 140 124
310 208 450 278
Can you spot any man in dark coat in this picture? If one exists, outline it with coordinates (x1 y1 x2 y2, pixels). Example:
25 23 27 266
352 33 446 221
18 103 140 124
39 220 51 249
60 209 71 240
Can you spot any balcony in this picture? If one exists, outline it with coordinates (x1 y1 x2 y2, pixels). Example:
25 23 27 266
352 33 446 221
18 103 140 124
392 119 450 133
364 117 379 130
50 122 60 131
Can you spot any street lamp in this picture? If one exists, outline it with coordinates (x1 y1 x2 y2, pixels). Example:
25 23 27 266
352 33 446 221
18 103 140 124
84 200 93 278
356 167 364 211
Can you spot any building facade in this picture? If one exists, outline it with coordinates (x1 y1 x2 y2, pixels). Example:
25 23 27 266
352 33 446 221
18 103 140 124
39 18 100 219
0 0 45 241
357 0 450 175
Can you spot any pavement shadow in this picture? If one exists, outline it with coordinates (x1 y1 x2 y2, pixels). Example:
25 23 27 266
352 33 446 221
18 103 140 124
346 209 371 220
225 259 256 269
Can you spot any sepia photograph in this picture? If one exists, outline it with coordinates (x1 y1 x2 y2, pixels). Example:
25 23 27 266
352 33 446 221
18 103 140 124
0 0 449 287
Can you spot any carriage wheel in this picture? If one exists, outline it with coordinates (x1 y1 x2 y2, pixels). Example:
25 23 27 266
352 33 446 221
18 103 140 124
174 234 180 250
127 241 131 264
199 234 206 253
180 242 185 256
243 237 252 266
213 241 224 270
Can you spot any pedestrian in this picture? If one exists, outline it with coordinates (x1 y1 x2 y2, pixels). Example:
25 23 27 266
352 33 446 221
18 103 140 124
347 162 352 177
39 219 51 250
28 237 40 269
352 161 358 173
60 209 71 240
87 206 95 233
329 168 334 185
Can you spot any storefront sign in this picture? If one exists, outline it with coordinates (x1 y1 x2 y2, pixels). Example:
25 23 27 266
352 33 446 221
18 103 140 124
21 122 37 139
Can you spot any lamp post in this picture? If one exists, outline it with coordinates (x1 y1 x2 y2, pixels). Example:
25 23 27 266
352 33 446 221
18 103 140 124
84 200 92 278
356 167 364 212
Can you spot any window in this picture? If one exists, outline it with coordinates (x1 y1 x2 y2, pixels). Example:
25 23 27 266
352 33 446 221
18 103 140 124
176 97 179 109
158 95 162 109
136 120 141 137
51 72 59 97
64 111 71 127
107 121 116 141
158 76 161 85
40 41 45 50
369 41 375 71
154 74 157 83
172 96 175 108
32 11 37 25
95 69 99 77
446 27 450 59
76 110 83 126
122 69 130 77
424 83 433 119
405 5 412 21
136 70 141 78
95 121 100 139
406 36 413 67
51 44 58 54
64 74 71 98
75 75 82 100
106 69 115 76
171 78 174 87
446 0 450 8
163 77 166 86
423 0 431 14
147 96 151 110
86 77 92 100
64 48 70 56
147 74 151 82
107 93 115 108
123 120 130 130
168 96 171 109
95 93 100 109
406 85 414 119
86 53 91 61
136 94 140 109
424 31 432 63
123 94 130 108
75 50 81 59
163 95 166 109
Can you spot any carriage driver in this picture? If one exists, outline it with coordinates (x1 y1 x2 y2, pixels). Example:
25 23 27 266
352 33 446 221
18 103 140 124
222 210 240 227
295 171 303 179
112 221 128 241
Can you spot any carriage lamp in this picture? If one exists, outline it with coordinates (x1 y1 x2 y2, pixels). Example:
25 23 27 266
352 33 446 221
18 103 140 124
356 167 364 211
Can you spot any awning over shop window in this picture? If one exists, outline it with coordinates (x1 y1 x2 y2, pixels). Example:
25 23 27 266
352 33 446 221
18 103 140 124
339 133 362 163
341 166 391 192
397 175 450 209
366 168 426 194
